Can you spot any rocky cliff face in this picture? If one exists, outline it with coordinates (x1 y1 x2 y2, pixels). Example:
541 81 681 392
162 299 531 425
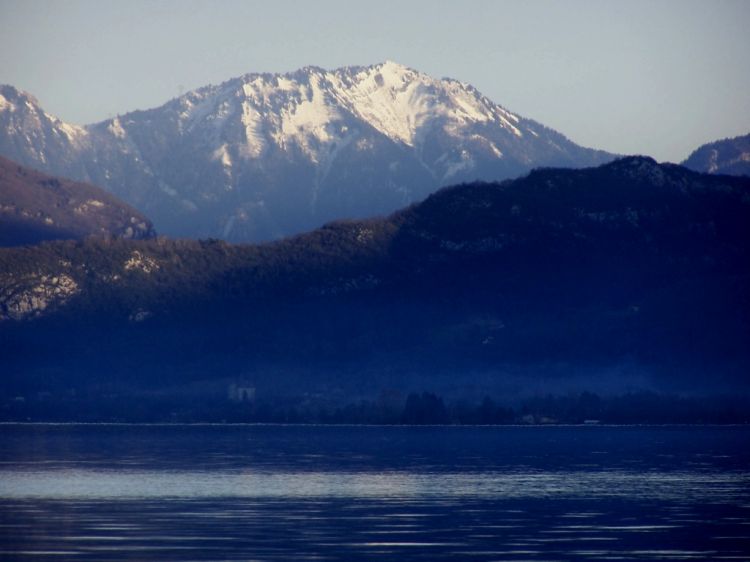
0 271 79 320
0 63 614 242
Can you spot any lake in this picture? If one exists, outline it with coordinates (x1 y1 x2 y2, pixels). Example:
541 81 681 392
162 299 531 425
0 425 749 561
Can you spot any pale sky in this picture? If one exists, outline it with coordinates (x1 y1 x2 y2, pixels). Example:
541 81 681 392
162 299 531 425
1 0 748 162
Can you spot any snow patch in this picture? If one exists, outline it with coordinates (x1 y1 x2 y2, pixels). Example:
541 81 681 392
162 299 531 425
438 150 476 180
239 101 266 158
107 118 127 139
333 63 432 146
447 84 494 124
278 74 343 161
161 184 178 197
496 113 522 137
0 93 13 112
212 143 232 168
74 199 107 214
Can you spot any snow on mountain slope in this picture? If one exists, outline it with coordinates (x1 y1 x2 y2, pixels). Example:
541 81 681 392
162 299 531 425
0 62 615 242
0 85 89 179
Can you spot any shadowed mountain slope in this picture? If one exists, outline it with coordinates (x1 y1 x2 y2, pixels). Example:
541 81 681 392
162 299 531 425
682 133 750 176
1 157 748 405
0 155 154 246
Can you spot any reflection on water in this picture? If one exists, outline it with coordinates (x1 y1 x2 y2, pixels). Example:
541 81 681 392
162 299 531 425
1 467 749 502
0 425 749 561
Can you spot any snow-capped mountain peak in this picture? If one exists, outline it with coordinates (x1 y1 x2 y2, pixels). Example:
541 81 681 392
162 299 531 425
164 61 523 162
0 85 86 139
0 63 614 242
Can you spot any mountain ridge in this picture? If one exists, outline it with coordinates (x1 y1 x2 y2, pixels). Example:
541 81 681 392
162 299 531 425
2 157 748 403
0 62 615 242
682 132 750 176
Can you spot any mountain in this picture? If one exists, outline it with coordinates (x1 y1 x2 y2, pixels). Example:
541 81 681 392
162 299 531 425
0 63 614 242
0 155 154 246
2 157 749 416
682 133 750 176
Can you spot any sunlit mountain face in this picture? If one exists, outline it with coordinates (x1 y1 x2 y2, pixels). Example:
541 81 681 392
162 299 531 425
0 63 613 242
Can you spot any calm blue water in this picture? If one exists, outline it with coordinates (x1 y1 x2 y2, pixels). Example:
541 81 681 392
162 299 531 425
0 425 749 561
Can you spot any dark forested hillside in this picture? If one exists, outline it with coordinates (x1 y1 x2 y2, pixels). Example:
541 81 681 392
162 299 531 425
1 157 749 420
